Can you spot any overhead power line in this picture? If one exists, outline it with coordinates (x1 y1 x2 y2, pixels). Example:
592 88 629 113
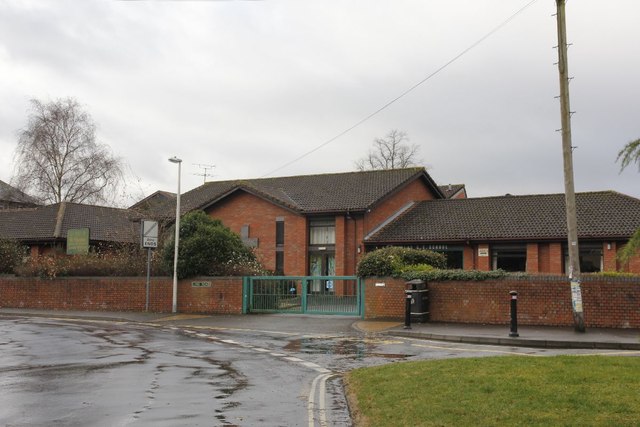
261 0 540 178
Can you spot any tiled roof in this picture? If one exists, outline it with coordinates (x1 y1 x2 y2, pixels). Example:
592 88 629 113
130 190 176 212
0 202 141 243
0 180 39 206
366 191 640 243
155 167 443 217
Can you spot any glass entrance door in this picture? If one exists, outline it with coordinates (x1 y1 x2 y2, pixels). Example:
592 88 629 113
309 253 335 293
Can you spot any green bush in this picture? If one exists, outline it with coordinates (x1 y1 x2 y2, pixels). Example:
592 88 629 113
402 268 511 282
162 211 265 279
357 247 446 277
0 239 28 274
14 248 166 278
585 271 639 278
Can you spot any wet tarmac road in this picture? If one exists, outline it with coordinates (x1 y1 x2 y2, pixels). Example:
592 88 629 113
0 317 326 426
2 315 638 426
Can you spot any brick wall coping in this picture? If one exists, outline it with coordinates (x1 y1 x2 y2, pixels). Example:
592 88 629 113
363 274 640 284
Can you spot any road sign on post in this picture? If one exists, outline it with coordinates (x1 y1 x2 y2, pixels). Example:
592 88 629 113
141 220 159 249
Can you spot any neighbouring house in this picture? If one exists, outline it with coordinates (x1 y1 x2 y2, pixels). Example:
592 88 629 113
438 184 467 199
0 180 39 210
364 191 640 274
0 202 141 256
152 167 640 275
129 190 176 213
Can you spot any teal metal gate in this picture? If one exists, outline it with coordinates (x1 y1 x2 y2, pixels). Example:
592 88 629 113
243 276 362 316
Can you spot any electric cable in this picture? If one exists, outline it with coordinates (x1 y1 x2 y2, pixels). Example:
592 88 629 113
260 0 540 178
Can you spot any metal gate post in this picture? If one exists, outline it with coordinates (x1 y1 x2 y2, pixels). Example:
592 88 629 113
357 278 364 318
242 277 250 314
302 278 308 313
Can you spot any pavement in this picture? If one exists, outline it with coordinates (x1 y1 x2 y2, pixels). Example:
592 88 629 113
1 308 639 350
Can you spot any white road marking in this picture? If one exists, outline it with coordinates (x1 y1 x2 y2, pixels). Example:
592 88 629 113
308 373 333 427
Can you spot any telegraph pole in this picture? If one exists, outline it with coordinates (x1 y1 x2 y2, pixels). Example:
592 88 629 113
555 0 585 332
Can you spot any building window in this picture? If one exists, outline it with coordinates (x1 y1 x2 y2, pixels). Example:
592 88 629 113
276 219 285 247
275 218 284 274
564 242 603 273
275 251 284 275
309 218 335 245
492 244 527 272
405 244 464 269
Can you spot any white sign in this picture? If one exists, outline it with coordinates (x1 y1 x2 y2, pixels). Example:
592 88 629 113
478 247 489 257
570 280 583 313
141 220 159 248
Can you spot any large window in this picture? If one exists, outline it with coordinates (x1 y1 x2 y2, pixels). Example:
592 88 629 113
409 244 464 269
492 244 527 272
564 242 603 273
309 218 335 245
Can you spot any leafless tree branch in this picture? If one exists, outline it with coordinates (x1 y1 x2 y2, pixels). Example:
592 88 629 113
12 98 123 205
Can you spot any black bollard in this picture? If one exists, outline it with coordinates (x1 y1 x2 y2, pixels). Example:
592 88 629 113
509 290 519 337
404 290 412 329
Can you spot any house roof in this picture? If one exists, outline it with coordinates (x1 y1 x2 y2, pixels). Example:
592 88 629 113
155 167 444 217
366 191 640 243
0 202 141 243
0 180 39 207
130 190 176 212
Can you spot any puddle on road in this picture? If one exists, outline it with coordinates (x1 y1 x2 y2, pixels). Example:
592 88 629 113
284 337 409 360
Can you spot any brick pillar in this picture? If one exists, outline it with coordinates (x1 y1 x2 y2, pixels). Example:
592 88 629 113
476 244 491 271
549 242 563 275
463 245 475 270
602 242 617 272
526 243 539 273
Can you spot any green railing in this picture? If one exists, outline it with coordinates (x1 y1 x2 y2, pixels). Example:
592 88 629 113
244 276 362 316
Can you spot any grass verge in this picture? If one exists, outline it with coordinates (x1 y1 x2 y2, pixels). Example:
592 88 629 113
345 356 640 426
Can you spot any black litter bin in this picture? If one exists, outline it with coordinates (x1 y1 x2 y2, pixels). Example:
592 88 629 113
405 279 429 323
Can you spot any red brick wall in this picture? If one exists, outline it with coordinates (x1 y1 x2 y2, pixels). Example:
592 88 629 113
0 276 244 314
364 276 640 328
205 191 308 275
603 242 618 271
526 243 539 273
364 178 436 235
363 278 407 319
463 246 475 270
476 244 490 271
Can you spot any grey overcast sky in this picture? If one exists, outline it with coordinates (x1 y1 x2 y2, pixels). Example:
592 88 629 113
0 0 638 203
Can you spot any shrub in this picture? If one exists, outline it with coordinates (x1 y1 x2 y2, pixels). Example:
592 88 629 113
14 248 167 278
162 211 264 278
357 247 446 277
402 268 511 282
586 271 639 278
0 239 28 274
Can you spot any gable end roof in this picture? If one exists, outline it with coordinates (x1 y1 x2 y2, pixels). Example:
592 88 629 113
158 167 444 217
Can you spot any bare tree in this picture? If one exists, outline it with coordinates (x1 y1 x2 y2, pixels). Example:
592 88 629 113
12 98 123 205
355 130 422 171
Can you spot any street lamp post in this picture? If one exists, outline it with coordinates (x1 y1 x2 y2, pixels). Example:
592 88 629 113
168 156 182 313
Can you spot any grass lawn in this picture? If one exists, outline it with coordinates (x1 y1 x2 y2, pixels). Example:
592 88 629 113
345 356 640 426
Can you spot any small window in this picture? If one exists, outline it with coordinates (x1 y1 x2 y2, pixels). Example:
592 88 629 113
492 245 527 272
275 251 284 275
276 220 285 246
